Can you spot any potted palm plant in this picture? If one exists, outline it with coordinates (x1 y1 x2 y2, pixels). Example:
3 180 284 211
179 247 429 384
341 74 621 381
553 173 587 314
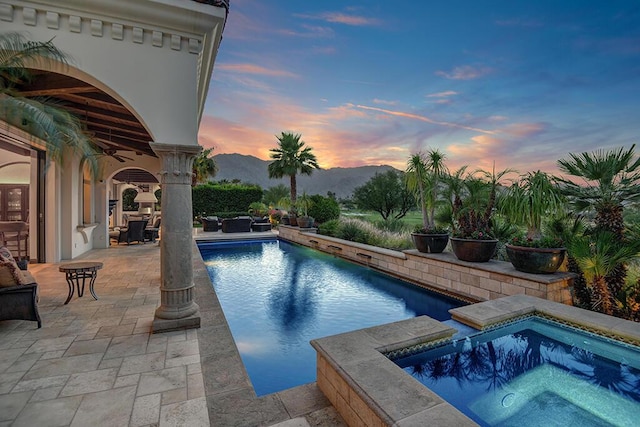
296 192 314 228
406 150 449 253
447 165 513 262
248 201 268 221
500 171 567 273
277 196 295 226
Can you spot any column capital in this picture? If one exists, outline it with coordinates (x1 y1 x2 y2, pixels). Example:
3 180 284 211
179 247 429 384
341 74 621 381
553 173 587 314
150 143 202 186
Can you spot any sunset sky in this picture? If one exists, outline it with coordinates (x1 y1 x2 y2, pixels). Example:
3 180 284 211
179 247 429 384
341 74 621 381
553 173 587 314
199 0 640 174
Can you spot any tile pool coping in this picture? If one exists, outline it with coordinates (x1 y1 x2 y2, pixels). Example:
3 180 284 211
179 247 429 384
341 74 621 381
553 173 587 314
310 294 640 426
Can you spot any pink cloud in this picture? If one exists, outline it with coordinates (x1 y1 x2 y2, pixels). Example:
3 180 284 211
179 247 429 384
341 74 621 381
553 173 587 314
435 65 492 80
355 104 497 134
295 12 381 27
216 63 299 78
426 91 458 98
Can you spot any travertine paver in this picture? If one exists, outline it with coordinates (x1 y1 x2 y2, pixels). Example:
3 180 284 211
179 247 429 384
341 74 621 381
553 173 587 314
0 232 344 427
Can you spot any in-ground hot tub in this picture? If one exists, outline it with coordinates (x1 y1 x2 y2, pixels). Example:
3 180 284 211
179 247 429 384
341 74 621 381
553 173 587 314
311 295 640 426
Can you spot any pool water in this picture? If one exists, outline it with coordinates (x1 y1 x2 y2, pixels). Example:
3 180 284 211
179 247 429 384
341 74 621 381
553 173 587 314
198 239 464 395
393 316 640 426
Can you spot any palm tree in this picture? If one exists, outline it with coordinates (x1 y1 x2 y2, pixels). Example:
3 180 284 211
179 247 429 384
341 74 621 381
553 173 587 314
568 230 640 315
405 149 448 231
267 132 319 203
557 145 640 297
192 147 217 186
0 32 99 176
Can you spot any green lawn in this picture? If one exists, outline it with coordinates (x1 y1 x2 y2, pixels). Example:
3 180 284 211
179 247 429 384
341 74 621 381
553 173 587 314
342 210 424 229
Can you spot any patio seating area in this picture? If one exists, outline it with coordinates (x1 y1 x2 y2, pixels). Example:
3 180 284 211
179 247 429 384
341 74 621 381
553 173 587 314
0 230 344 427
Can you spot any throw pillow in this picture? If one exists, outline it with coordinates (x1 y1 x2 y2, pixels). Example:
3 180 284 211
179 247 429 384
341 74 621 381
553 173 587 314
0 259 26 287
0 246 14 263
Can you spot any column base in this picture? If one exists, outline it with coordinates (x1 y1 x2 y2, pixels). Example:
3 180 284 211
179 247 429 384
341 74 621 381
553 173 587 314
152 311 201 333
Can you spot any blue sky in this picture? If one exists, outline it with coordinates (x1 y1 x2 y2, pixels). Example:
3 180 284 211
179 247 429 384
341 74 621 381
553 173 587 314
199 0 640 173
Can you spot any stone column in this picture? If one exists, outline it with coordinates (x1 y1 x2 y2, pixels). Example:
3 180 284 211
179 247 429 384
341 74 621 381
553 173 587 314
150 143 202 333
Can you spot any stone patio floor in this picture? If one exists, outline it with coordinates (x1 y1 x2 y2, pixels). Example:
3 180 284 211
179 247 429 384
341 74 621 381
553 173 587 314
0 230 346 427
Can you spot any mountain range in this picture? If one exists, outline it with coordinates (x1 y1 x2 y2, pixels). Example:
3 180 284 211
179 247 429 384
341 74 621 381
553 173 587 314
212 153 396 199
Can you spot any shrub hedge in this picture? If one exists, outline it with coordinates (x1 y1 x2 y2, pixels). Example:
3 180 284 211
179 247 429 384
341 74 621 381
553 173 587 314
308 195 341 224
192 183 262 217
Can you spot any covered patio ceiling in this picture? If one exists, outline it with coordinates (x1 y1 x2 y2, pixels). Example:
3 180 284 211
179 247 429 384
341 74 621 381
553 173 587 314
15 70 155 162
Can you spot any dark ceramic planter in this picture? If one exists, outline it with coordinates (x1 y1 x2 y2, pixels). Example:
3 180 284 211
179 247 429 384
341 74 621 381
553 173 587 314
450 237 498 262
506 244 566 274
281 217 290 225
411 233 449 253
297 216 314 228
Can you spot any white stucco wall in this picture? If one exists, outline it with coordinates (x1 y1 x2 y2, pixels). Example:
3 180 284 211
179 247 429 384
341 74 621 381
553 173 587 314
1 0 226 260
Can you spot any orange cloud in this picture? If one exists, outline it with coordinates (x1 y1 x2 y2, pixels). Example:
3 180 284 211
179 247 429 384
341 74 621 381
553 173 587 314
500 122 546 138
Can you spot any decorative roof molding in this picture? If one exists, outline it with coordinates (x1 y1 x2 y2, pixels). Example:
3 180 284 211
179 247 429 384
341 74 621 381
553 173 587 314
0 1 227 55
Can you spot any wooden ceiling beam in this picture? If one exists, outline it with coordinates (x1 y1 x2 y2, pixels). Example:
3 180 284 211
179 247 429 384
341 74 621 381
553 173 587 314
18 85 98 97
55 93 130 114
64 103 141 127
86 121 150 139
93 135 154 155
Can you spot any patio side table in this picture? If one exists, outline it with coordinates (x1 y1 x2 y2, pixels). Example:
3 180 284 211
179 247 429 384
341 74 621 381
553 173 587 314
58 262 103 304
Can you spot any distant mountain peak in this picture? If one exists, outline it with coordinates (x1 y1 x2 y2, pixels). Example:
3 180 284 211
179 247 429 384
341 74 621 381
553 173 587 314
212 153 396 198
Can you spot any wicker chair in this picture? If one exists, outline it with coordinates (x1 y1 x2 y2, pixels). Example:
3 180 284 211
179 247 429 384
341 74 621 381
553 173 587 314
221 217 252 233
201 217 220 232
0 247 41 328
117 220 148 245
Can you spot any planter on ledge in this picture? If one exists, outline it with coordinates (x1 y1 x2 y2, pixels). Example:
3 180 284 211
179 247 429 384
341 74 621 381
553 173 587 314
411 233 449 254
297 216 314 228
506 244 566 274
450 237 498 262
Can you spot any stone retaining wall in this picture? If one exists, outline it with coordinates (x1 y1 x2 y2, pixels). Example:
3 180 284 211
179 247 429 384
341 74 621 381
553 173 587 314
278 225 574 304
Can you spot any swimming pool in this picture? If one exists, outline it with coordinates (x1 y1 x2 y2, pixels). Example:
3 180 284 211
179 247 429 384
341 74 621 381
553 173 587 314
393 316 640 426
198 239 465 395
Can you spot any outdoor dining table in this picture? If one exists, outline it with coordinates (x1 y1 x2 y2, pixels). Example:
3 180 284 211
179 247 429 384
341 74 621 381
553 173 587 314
58 261 103 304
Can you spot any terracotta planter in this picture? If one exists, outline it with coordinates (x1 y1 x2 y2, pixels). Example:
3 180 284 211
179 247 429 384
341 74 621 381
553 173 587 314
450 237 498 262
411 233 449 254
506 244 566 274
288 214 298 227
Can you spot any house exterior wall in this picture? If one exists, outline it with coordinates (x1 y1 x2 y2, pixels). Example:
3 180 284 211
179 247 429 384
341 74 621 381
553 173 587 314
1 0 226 261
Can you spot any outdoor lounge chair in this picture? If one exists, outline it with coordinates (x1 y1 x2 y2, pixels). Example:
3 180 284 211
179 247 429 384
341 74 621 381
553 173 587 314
117 220 148 245
221 217 252 233
251 217 272 232
145 217 161 242
201 216 220 232
0 246 41 328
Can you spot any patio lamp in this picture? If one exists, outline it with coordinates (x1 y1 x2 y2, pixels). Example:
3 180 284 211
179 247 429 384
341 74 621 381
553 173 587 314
134 191 157 215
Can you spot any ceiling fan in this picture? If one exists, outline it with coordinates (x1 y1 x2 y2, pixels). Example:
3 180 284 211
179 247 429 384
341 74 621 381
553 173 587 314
102 149 134 163
91 128 134 162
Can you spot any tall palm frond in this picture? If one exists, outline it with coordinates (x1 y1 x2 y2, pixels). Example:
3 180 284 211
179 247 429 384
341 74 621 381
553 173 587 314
0 32 99 177
192 147 217 186
568 230 640 314
556 145 640 217
405 152 430 229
